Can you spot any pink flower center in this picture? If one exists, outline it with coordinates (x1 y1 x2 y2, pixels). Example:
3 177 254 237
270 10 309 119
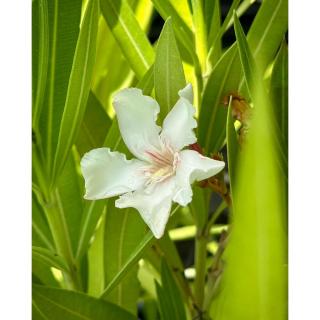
144 144 180 184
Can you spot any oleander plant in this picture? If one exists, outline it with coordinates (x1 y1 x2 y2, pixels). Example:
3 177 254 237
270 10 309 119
32 0 288 319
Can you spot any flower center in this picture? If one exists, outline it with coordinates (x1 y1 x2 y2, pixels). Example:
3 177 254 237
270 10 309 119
144 145 180 185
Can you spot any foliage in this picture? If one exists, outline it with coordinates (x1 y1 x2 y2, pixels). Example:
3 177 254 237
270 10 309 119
32 0 288 319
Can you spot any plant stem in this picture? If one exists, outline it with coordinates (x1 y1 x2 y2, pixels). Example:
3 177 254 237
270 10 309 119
194 230 208 311
203 230 229 310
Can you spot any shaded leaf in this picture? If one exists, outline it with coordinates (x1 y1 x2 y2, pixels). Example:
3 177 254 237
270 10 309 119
156 259 186 320
32 0 49 130
32 246 70 273
226 97 239 197
39 0 82 173
100 231 155 299
270 41 288 152
52 0 99 185
33 285 136 319
76 91 111 157
103 204 146 313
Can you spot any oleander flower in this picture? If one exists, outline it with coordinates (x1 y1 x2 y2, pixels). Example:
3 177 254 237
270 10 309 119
80 84 225 238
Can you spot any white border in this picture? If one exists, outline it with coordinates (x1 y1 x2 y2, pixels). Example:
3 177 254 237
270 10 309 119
0 1 31 319
289 1 320 319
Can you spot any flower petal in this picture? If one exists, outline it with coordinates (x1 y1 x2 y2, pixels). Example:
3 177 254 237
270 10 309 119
81 148 147 200
173 150 225 206
161 83 197 151
113 88 162 161
115 179 175 238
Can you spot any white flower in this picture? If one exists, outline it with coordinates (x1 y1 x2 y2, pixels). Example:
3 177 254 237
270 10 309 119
81 84 225 238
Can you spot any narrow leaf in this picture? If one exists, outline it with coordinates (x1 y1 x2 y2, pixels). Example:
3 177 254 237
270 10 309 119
156 259 187 320
52 0 99 185
199 0 288 154
39 0 82 173
103 204 147 313
233 12 257 97
100 231 155 299
76 91 111 157
211 81 287 320
32 0 49 131
32 246 70 273
33 285 136 319
226 97 239 197
100 0 154 80
151 0 194 59
270 41 288 151
155 18 186 120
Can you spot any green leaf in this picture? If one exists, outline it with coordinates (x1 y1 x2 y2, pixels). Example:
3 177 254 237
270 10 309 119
32 285 136 319
56 152 84 256
155 18 186 120
32 259 60 288
246 0 288 70
137 64 154 96
151 0 194 59
76 91 111 157
103 204 147 313
39 0 82 173
234 13 287 180
199 44 238 154
87 213 106 296
100 0 154 80
32 0 49 131
191 0 208 72
207 0 240 69
156 259 187 320
210 78 287 320
100 231 155 299
75 200 106 262
206 0 221 63
52 0 99 185
100 205 180 300
32 246 70 273
233 12 257 97
32 193 55 251
199 0 288 154
270 41 288 153
226 97 239 197
92 16 133 111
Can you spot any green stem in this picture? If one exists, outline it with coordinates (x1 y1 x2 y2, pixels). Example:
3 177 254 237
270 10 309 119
203 231 229 310
206 201 227 234
194 230 208 311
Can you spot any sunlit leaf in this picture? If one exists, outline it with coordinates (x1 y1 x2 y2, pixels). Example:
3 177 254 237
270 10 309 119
155 18 186 120
199 0 288 154
100 0 154 80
